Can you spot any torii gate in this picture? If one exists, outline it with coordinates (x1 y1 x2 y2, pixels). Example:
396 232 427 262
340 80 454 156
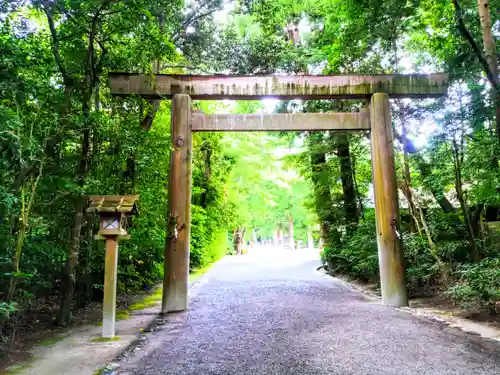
109 73 448 311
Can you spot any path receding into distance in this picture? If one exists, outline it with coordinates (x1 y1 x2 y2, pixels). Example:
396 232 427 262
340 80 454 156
117 247 500 375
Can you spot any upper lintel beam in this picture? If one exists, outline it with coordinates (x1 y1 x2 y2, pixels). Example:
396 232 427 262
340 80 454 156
109 73 448 100
191 112 370 132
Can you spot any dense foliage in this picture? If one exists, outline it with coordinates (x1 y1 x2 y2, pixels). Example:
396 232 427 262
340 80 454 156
0 1 316 355
241 0 500 314
0 0 218 335
1 0 500 359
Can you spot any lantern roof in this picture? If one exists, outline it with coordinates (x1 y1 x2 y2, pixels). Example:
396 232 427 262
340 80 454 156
86 195 139 215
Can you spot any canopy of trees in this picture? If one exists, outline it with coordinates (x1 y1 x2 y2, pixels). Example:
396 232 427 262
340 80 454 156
1 0 500 359
245 0 500 313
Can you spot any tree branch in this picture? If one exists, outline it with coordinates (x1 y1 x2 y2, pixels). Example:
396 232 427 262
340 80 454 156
42 2 71 84
140 100 160 131
171 1 221 43
181 0 216 28
451 0 500 93
140 5 165 131
172 9 219 43
85 8 101 92
94 38 108 76
184 7 218 29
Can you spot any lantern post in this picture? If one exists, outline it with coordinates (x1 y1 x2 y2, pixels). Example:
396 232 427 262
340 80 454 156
87 195 139 338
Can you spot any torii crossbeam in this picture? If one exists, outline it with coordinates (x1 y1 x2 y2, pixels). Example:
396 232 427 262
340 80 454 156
109 73 448 99
109 73 448 313
191 112 370 132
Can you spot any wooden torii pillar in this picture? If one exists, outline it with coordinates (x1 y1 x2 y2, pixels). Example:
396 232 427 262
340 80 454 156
163 94 192 312
109 73 448 310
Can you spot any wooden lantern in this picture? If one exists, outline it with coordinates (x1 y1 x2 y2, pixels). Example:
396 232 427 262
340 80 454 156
87 195 139 239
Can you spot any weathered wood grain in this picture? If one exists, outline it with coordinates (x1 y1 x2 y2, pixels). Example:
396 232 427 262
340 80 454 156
191 112 370 132
109 73 448 99
370 93 408 307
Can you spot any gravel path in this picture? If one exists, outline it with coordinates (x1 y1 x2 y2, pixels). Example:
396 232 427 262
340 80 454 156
118 248 500 375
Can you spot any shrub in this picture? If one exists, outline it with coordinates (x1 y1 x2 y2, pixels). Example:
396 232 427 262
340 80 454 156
321 216 379 282
190 206 230 269
403 233 444 297
446 258 500 313
0 301 16 324
206 230 229 263
322 215 467 297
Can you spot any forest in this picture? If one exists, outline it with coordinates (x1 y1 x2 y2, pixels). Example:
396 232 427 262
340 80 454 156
1 0 500 359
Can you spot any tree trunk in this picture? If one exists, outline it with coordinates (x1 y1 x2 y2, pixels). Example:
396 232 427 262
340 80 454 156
7 165 43 300
43 3 100 324
399 183 423 237
309 134 340 247
413 154 457 214
337 134 359 233
234 228 245 255
477 0 500 150
415 194 436 251
414 153 466 236
478 205 489 244
471 203 485 235
252 229 258 245
58 4 102 323
200 142 212 209
457 84 480 261
59 116 91 325
453 0 500 157
397 101 418 233
240 228 246 253
307 228 314 249
59 197 86 324
351 153 364 219
288 216 295 250
233 230 240 254
76 212 95 308
454 166 480 261
411 188 449 281
140 9 165 130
